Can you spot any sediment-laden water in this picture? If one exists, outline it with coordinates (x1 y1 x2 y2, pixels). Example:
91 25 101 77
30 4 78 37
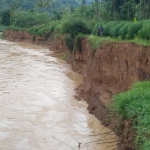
0 39 117 150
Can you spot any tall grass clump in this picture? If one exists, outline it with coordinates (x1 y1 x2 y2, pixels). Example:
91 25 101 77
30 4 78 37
88 35 116 50
110 81 150 150
74 34 87 52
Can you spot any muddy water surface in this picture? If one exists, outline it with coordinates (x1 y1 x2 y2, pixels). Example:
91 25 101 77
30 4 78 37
0 39 117 150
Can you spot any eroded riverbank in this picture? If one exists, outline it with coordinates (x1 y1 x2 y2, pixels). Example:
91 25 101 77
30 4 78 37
0 39 117 150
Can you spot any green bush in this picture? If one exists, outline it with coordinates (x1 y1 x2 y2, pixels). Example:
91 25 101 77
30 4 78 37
108 21 120 37
138 20 150 40
126 22 143 39
110 21 126 38
62 19 91 38
110 81 150 150
102 21 118 37
27 21 61 39
118 22 131 39
14 11 50 28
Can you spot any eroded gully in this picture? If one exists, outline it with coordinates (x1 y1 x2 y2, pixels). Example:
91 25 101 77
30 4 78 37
0 39 117 150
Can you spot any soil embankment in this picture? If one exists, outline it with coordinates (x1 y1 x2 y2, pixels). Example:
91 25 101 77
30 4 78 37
3 30 150 150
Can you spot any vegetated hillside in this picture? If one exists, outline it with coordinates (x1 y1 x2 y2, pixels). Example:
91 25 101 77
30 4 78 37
0 0 94 12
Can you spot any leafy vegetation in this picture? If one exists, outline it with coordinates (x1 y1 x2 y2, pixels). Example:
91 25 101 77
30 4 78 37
62 19 91 38
59 53 68 60
92 20 150 41
13 11 50 28
109 81 150 150
0 1 150 150
88 35 118 50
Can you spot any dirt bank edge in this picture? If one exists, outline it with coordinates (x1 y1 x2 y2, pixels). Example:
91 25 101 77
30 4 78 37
3 30 150 150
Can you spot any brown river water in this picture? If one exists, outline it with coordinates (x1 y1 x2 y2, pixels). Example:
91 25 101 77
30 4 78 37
0 39 117 150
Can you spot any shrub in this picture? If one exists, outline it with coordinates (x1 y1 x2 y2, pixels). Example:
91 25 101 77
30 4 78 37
110 81 150 150
14 11 50 28
103 21 118 37
126 22 143 39
118 22 131 39
138 20 150 40
1 10 10 26
62 19 91 38
108 21 120 37
27 22 61 39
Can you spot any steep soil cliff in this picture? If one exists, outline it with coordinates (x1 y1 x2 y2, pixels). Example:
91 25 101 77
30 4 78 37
3 30 150 150
48 37 150 150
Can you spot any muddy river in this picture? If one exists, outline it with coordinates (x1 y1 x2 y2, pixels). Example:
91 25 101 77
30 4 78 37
0 39 117 150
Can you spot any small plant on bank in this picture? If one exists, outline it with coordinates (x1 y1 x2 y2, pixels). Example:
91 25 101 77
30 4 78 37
64 34 74 52
59 53 68 60
74 34 86 52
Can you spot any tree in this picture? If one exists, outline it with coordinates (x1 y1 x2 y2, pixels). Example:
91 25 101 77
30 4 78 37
82 0 86 6
1 10 10 26
36 0 55 12
95 0 99 22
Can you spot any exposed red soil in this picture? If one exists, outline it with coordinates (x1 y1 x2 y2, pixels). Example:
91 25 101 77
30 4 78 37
3 30 150 150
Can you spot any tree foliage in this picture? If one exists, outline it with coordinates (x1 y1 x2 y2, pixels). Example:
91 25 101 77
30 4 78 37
62 19 91 38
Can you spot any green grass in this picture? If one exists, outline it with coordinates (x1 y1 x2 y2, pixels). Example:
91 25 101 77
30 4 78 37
59 53 68 60
88 35 119 50
8 26 26 31
88 35 150 50
110 81 150 150
129 38 150 47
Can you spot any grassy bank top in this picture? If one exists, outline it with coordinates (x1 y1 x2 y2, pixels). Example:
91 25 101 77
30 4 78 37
109 81 150 150
5 17 150 48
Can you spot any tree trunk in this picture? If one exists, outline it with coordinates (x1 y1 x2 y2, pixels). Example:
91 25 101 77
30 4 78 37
95 0 99 22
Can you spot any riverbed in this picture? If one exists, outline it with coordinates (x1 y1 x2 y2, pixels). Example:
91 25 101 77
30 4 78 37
0 39 117 150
